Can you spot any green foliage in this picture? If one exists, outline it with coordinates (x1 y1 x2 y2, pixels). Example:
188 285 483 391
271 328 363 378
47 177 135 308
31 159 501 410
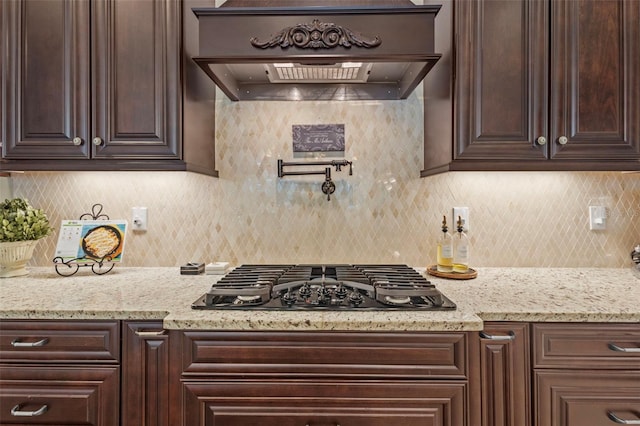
0 198 52 242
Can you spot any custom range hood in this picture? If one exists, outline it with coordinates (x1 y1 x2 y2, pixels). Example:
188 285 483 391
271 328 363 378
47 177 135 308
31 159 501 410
192 2 441 101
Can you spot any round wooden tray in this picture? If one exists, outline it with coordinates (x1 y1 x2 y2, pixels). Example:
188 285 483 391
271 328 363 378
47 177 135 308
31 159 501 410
427 265 477 280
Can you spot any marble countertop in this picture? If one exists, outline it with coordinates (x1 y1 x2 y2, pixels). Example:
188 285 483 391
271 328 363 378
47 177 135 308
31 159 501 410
0 267 637 331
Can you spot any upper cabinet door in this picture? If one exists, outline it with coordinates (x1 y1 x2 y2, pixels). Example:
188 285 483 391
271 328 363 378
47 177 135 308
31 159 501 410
2 0 90 159
1 2 3 151
91 0 181 160
455 0 548 161
549 0 640 161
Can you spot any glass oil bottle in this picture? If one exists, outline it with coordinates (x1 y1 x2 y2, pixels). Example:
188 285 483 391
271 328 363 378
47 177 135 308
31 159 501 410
453 215 470 274
437 215 453 272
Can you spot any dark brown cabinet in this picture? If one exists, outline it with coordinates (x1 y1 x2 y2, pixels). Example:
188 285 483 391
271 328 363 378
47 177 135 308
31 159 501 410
0 0 185 171
121 321 170 426
170 330 469 426
469 323 531 426
183 381 466 426
423 0 640 175
0 320 120 425
533 323 640 426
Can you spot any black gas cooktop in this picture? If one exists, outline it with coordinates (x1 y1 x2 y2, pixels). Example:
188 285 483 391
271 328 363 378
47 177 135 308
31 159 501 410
192 264 456 311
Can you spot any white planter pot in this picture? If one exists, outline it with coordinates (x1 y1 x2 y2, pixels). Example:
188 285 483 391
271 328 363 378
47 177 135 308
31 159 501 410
0 240 39 278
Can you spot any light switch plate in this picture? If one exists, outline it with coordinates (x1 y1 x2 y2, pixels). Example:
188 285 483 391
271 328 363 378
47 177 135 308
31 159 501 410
132 207 148 232
452 207 469 232
589 205 606 231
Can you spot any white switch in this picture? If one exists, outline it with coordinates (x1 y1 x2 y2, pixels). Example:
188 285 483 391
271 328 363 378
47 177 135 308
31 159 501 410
589 206 606 231
132 207 148 232
452 207 470 232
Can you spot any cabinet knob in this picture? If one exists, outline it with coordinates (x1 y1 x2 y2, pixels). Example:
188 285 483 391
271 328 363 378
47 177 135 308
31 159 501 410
536 136 547 146
72 137 83 146
558 136 568 145
92 137 103 146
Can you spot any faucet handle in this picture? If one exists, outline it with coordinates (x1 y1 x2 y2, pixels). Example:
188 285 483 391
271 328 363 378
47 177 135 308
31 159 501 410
322 178 336 201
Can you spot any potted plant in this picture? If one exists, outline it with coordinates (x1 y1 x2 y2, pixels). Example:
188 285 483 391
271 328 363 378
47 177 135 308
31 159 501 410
0 198 52 277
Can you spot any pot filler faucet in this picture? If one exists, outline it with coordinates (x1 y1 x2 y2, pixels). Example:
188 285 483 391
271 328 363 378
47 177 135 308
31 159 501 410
277 159 353 201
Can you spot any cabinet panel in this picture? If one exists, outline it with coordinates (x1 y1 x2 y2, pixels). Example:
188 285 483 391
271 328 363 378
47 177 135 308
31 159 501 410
1 1 3 150
535 370 640 426
455 0 548 161
184 381 466 426
121 321 170 426
426 0 640 175
92 0 181 159
533 323 640 369
550 0 640 160
477 323 530 426
1 0 183 169
180 331 467 379
2 0 90 159
0 365 119 425
0 320 119 363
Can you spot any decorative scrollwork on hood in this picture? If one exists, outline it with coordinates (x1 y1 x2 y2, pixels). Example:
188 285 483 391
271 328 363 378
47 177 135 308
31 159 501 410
250 19 382 49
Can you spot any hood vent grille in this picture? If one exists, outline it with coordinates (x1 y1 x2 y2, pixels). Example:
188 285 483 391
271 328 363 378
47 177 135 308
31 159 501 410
266 63 372 83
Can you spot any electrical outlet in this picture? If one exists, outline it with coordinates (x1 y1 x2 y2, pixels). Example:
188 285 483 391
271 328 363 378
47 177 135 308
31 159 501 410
132 207 148 232
589 206 607 231
452 207 469 232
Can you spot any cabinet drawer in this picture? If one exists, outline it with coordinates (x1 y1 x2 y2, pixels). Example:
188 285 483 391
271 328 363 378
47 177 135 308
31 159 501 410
0 365 119 425
533 323 640 369
535 370 640 426
184 380 467 426
180 331 467 379
0 320 119 363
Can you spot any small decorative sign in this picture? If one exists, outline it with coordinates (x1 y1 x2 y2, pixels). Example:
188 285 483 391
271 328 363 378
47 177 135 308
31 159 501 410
54 220 127 264
292 124 345 152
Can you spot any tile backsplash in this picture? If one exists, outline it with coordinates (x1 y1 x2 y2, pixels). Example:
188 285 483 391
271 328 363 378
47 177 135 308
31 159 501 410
11 88 640 270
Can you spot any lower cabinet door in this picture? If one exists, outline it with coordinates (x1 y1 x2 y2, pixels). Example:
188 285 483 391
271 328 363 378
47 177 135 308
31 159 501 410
121 321 170 426
183 380 466 426
478 323 531 426
0 365 119 425
535 370 640 426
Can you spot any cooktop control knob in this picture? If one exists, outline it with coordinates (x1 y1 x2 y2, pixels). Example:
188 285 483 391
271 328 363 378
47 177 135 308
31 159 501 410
335 283 348 299
348 290 364 306
298 283 312 297
281 290 296 306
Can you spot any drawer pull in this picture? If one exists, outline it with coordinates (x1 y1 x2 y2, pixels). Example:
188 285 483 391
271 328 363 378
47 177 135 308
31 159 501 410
479 331 516 341
305 424 340 426
10 404 48 417
607 411 640 424
134 330 167 337
11 337 49 347
608 343 640 353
